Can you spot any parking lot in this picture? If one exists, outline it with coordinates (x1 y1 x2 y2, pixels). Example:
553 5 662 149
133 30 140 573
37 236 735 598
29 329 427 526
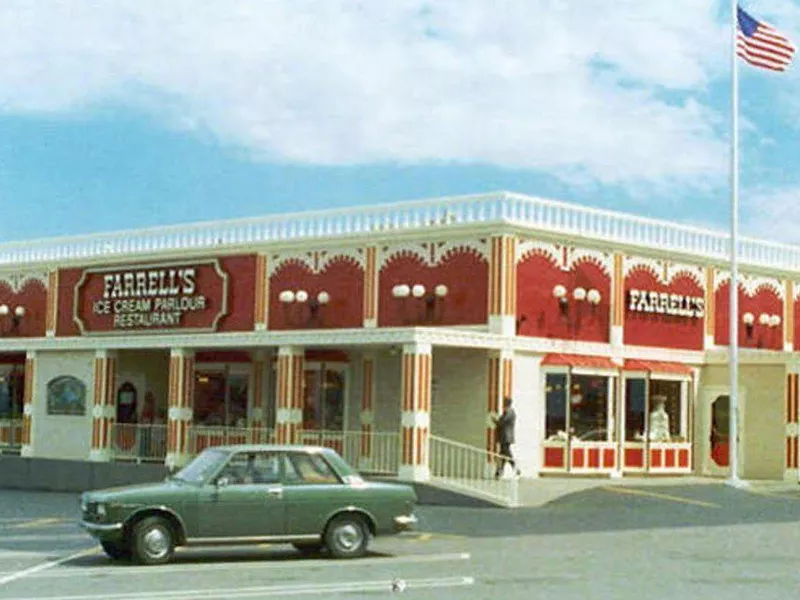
2 483 800 599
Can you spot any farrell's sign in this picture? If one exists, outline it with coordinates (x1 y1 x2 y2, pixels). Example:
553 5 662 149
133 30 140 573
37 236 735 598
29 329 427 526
74 261 229 335
627 288 705 319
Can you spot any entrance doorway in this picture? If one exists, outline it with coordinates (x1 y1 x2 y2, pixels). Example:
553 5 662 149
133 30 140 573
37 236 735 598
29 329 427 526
699 386 745 477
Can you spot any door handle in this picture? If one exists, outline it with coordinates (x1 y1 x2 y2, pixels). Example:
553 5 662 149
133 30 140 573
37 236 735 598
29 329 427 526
267 487 283 499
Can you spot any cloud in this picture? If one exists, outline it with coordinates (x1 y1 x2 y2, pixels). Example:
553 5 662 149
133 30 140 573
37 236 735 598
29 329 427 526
0 0 731 189
742 187 800 244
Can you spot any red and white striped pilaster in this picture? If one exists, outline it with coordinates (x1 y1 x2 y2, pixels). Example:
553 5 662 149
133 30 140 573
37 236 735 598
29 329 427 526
359 354 376 470
89 350 117 462
363 246 378 328
250 350 269 442
166 349 195 469
488 235 517 336
399 343 432 481
786 371 799 480
20 351 36 457
486 349 513 472
276 346 304 445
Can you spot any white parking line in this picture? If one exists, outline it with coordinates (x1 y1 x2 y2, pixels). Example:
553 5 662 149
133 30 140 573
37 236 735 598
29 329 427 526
0 576 476 599
0 551 471 579
0 548 98 587
0 534 85 543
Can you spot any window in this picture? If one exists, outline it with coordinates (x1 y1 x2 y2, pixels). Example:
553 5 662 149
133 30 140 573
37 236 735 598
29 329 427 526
194 369 249 427
624 378 686 443
218 451 282 485
302 365 346 431
284 452 340 485
545 373 567 439
569 374 611 441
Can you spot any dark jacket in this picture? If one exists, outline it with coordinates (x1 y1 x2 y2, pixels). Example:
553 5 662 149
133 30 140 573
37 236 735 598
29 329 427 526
495 407 516 445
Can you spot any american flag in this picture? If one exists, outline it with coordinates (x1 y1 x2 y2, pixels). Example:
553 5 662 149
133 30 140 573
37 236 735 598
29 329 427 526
737 6 795 72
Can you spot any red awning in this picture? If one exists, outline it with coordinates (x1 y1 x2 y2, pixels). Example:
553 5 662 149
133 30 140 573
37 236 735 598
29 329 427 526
541 353 618 370
624 359 693 376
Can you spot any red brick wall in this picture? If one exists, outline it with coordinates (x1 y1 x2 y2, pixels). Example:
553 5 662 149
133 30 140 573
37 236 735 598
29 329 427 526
0 279 46 337
624 268 704 350
715 282 783 350
378 248 488 327
268 256 363 330
517 253 610 342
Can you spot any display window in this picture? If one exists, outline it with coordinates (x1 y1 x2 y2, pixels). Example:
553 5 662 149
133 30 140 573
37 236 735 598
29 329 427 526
192 363 252 452
543 369 617 473
621 372 692 473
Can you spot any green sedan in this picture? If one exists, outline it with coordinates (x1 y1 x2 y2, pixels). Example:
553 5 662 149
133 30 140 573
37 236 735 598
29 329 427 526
79 445 418 565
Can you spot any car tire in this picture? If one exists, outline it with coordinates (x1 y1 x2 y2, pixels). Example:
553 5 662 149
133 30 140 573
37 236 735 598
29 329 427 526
100 541 131 561
292 541 325 555
131 516 175 566
324 514 369 559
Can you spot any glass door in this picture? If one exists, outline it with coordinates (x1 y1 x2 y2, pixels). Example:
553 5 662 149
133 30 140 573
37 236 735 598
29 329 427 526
0 366 23 454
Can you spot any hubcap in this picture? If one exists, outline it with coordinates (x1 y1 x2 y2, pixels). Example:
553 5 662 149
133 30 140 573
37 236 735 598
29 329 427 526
143 526 169 559
335 523 363 551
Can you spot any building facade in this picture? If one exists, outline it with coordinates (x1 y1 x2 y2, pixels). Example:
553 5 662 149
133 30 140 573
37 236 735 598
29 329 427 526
0 191 798 483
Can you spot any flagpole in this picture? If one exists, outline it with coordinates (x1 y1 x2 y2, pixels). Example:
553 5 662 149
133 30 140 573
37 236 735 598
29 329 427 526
729 0 741 485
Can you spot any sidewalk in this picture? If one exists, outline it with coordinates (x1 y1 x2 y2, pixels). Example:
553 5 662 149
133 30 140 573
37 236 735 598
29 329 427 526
514 475 796 508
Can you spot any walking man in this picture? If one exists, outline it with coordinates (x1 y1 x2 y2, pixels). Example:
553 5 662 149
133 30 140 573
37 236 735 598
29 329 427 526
494 396 521 479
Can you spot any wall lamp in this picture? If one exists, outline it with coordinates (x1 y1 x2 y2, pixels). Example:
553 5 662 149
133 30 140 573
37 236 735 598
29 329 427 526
392 283 448 322
742 311 781 339
278 289 330 319
0 304 25 334
552 285 601 317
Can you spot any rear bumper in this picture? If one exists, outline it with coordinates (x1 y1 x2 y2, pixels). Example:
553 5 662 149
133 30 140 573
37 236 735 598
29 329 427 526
393 514 418 532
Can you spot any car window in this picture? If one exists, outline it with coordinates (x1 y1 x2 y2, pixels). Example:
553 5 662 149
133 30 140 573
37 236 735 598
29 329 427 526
217 451 281 485
283 452 341 485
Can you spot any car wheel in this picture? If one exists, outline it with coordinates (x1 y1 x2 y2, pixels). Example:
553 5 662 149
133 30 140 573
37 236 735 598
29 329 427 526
100 541 131 561
324 514 369 559
292 541 325 555
131 516 175 565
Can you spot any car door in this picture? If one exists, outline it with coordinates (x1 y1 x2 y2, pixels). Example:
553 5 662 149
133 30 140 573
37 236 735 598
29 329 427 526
280 450 349 536
197 450 286 539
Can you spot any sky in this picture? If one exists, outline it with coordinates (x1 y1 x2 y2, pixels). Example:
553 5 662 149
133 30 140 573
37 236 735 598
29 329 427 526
0 1 799 245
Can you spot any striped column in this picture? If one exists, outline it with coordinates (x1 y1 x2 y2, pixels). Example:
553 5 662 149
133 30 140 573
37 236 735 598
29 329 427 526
363 246 378 328
399 343 432 481
786 371 799 480
610 254 624 350
20 351 36 458
45 270 59 337
254 254 269 331
359 354 376 470
785 281 794 352
704 267 716 350
166 349 195 469
486 350 513 474
89 350 118 462
488 235 517 336
250 350 270 442
276 346 304 445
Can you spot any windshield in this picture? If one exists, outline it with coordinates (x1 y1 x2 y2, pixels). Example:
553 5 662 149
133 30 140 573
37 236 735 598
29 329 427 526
173 449 229 484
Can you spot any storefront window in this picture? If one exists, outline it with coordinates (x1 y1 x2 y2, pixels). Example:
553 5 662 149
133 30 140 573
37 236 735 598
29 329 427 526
194 370 249 427
625 379 646 441
649 380 683 441
545 373 567 439
0 369 23 419
303 365 346 431
569 374 611 441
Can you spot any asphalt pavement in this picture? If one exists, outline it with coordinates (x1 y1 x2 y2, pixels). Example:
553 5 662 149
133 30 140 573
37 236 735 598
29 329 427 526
1 483 800 599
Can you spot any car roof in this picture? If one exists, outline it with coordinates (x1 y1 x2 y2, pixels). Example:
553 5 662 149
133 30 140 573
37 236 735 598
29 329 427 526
202 444 336 454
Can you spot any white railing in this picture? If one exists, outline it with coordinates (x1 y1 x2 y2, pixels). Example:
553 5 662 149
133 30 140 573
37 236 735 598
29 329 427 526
111 423 167 462
3 191 800 272
299 429 400 475
429 435 520 508
189 426 275 454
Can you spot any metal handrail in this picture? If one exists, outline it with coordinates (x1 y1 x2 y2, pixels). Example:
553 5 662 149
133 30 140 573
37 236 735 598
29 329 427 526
429 434 520 508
